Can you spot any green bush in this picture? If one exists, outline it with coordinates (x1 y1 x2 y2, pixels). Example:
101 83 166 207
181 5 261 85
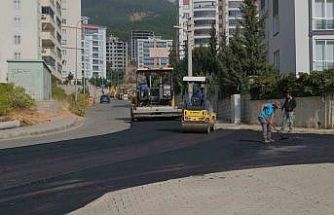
52 86 68 101
69 94 88 117
0 83 34 116
249 70 334 100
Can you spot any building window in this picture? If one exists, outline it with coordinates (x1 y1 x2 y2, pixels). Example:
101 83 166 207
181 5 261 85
273 50 280 70
14 52 21 60
314 40 334 71
14 17 21 27
13 0 21 10
14 35 21 44
314 0 334 30
273 0 279 35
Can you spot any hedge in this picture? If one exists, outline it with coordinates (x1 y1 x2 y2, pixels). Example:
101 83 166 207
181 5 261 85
249 70 334 100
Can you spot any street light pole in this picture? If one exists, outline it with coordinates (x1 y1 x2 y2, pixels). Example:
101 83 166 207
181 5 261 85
187 17 193 101
75 19 82 102
173 17 194 101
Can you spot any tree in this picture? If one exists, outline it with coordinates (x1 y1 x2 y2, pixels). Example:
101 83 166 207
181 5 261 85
239 0 273 76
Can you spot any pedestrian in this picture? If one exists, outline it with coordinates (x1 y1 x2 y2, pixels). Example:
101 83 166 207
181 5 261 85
258 101 280 143
281 93 297 132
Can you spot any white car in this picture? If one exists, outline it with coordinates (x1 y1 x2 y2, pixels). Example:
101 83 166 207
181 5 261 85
122 94 129 100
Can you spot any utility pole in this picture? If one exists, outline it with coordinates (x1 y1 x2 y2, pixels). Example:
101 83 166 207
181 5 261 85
173 17 194 101
187 17 193 101
75 19 82 101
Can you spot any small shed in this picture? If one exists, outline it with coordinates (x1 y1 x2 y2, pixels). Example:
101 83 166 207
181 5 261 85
7 60 52 100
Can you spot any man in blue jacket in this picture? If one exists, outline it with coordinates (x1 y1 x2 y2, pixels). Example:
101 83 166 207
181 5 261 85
258 101 280 143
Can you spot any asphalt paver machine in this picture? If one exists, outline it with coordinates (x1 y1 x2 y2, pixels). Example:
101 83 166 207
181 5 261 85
181 76 216 133
131 67 182 120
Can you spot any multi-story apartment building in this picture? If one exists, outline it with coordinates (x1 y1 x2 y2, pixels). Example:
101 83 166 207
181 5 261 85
41 0 63 80
225 0 244 36
82 22 107 79
0 0 42 82
261 0 334 74
177 0 223 59
136 37 173 68
61 0 82 82
177 0 191 59
106 35 128 73
129 30 154 64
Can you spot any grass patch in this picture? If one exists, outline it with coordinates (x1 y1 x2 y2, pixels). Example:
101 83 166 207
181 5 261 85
52 86 88 116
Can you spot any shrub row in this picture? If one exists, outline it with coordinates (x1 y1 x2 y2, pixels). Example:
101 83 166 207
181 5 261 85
249 70 334 100
0 84 34 116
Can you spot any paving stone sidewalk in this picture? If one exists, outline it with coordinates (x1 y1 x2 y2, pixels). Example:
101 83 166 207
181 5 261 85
0 116 81 140
70 164 334 215
217 122 334 135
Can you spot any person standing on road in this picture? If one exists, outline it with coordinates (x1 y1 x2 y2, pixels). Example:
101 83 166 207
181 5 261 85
258 101 280 143
281 93 297 132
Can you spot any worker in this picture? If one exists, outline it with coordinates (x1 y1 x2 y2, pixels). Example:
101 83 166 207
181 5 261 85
258 101 280 143
193 87 205 106
281 93 297 132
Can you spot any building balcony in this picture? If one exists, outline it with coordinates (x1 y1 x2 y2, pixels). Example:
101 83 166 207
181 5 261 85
193 25 212 30
42 48 60 62
193 8 217 12
41 31 58 48
193 16 217 21
41 14 56 31
313 18 334 30
42 55 62 80
193 35 211 39
41 0 55 10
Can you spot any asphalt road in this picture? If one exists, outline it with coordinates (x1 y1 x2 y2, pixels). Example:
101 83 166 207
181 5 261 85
0 102 333 215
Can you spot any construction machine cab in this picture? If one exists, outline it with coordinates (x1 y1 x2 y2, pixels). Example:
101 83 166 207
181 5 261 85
131 67 182 120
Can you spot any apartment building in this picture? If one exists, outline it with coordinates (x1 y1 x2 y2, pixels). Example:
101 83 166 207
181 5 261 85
177 0 191 59
106 35 128 73
81 22 107 79
129 30 154 64
0 0 42 82
61 0 82 82
136 37 173 68
41 0 63 80
177 0 223 59
226 0 244 36
261 0 334 74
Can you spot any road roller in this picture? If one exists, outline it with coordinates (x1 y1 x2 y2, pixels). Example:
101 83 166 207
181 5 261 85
181 76 216 133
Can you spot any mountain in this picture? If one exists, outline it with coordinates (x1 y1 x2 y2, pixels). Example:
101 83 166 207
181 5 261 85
82 0 177 41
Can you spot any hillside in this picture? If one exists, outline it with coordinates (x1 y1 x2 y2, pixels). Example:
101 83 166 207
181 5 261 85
82 0 177 40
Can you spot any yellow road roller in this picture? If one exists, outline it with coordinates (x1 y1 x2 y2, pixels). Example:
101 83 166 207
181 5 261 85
181 76 216 133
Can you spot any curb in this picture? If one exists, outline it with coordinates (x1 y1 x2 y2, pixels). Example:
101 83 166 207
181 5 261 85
216 123 334 135
0 117 83 141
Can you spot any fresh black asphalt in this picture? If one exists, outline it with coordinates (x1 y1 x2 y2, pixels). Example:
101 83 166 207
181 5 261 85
0 102 333 215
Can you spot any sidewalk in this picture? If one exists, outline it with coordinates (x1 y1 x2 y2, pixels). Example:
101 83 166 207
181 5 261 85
0 115 82 140
216 122 334 135
70 163 334 215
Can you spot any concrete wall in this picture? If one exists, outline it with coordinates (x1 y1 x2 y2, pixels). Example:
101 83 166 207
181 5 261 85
217 94 334 129
7 60 52 100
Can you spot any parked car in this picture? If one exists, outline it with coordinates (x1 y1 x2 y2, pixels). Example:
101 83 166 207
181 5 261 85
100 95 111 104
122 94 129 100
